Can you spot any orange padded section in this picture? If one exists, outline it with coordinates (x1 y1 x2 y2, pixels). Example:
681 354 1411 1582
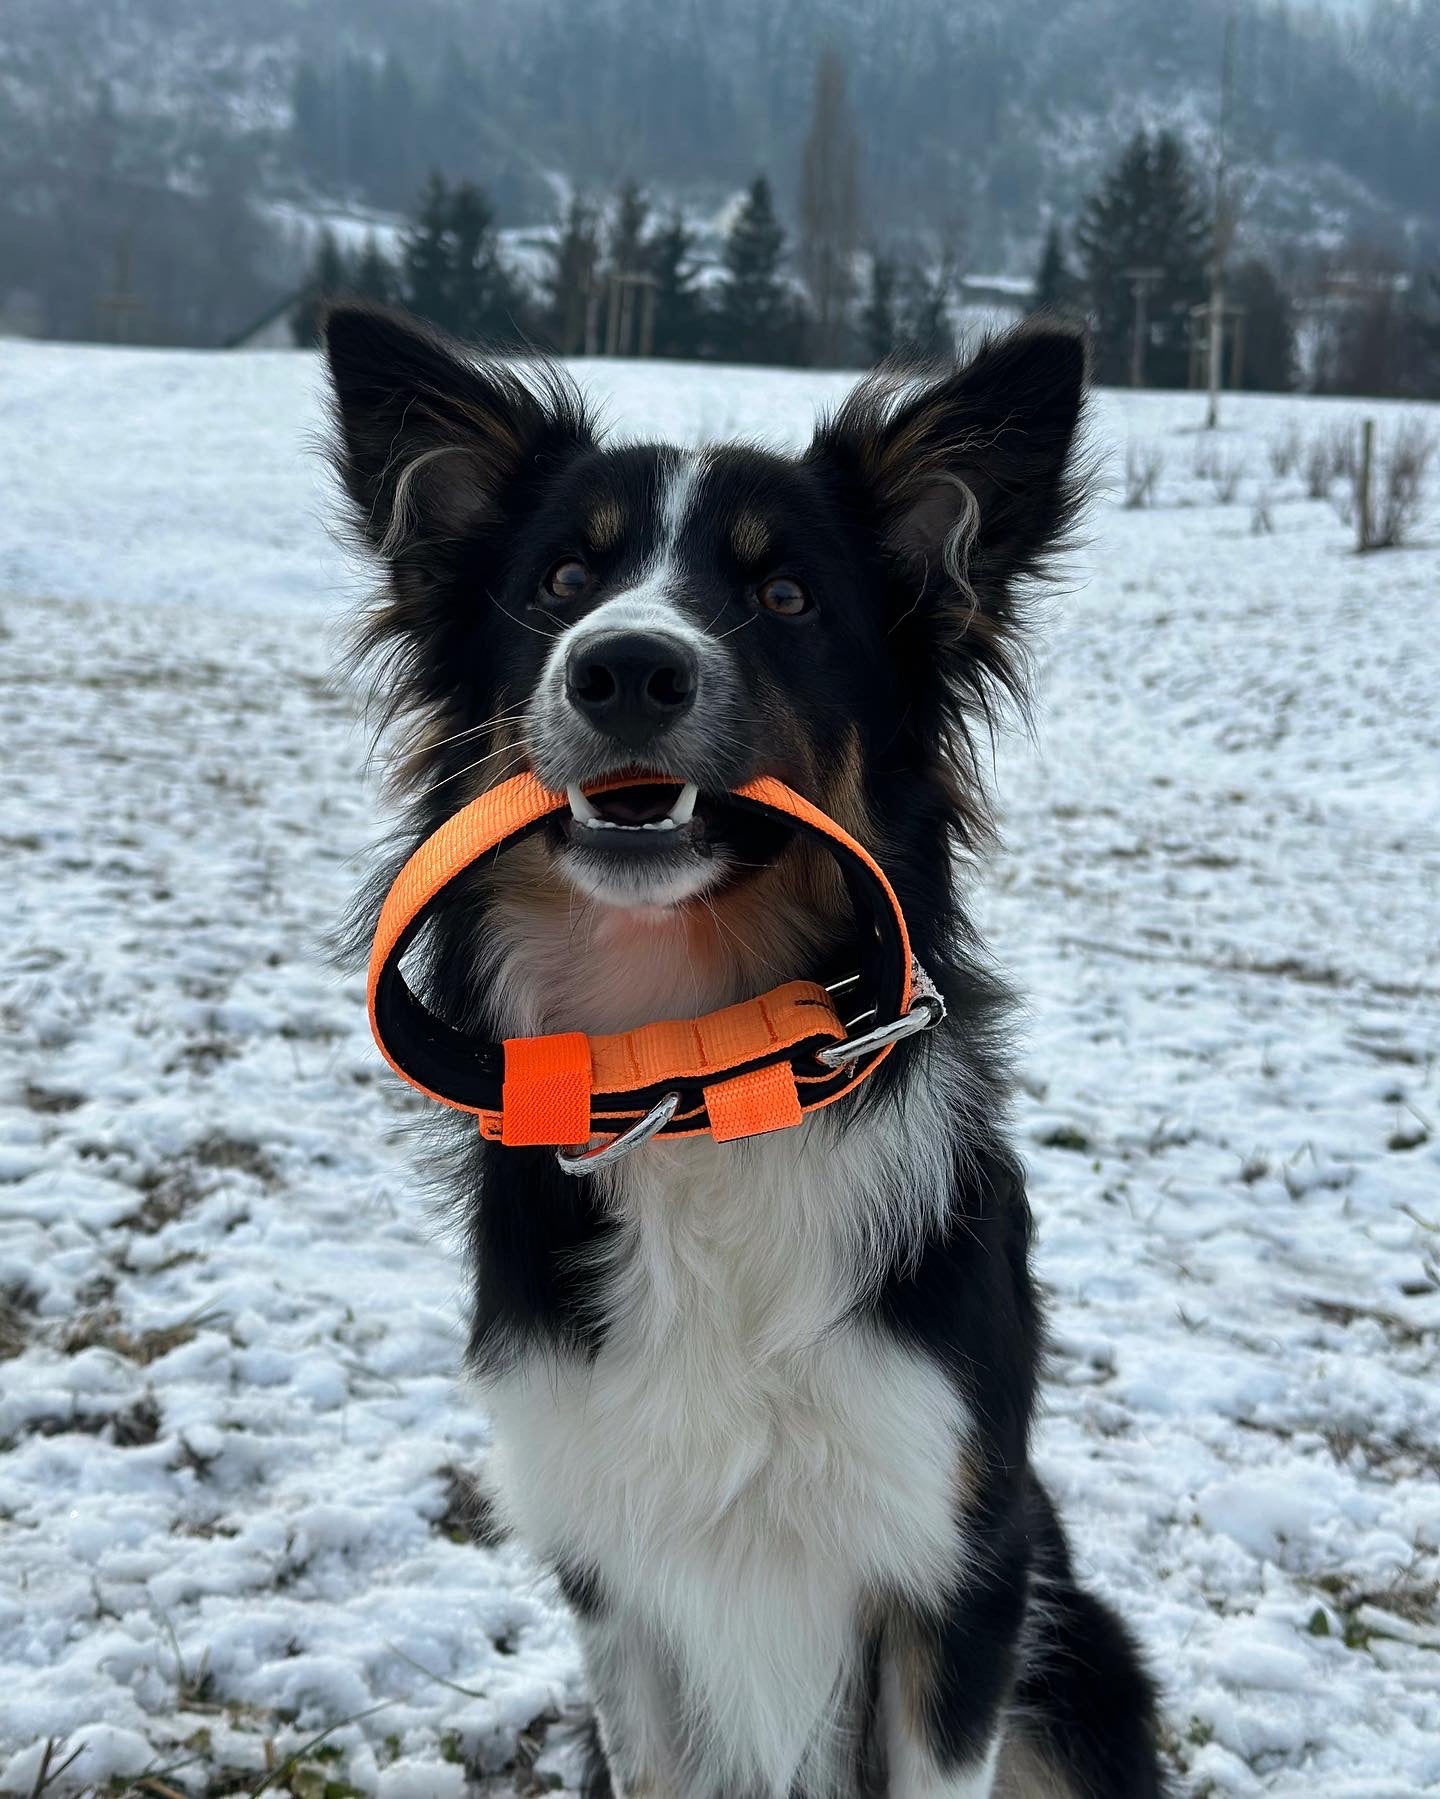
588 980 843 1093
500 1032 592 1146
705 1063 803 1143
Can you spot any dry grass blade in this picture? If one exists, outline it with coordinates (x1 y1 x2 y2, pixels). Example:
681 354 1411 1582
249 1700 396 1798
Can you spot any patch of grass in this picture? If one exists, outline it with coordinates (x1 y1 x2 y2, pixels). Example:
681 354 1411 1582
117 1135 281 1233
117 1165 212 1234
58 1304 220 1367
1123 442 1164 509
1036 1124 1093 1153
29 1392 163 1447
1 1282 39 1360
21 1082 85 1115
192 1135 281 1187
434 1465 507 1549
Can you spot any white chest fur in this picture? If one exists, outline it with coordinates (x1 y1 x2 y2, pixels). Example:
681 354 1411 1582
482 1102 975 1793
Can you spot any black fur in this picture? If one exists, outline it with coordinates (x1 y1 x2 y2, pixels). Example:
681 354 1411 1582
325 302 1166 1797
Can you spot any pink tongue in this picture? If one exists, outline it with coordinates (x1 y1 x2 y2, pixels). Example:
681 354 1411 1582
594 785 677 825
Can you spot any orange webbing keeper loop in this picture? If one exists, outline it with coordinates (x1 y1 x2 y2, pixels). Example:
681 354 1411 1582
367 771 928 1156
500 1033 592 1147
705 1063 804 1143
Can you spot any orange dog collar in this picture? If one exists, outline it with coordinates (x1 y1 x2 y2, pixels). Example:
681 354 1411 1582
368 772 944 1172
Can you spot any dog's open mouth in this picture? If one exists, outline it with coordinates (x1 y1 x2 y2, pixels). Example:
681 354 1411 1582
565 779 700 844
553 775 792 904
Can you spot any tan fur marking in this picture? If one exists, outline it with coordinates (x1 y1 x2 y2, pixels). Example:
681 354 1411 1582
731 509 772 564
886 1608 939 1738
816 726 874 853
994 1736 1083 1799
951 1445 982 1515
588 499 626 551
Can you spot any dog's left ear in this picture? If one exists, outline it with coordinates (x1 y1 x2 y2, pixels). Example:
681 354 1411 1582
810 322 1088 617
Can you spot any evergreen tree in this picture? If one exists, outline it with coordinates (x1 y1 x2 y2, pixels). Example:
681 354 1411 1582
647 210 705 359
609 180 651 277
402 173 454 328
447 180 520 341
290 229 351 345
544 194 601 355
400 174 519 341
1075 128 1209 387
1230 257 1294 392
898 256 954 358
1031 222 1079 316
860 252 899 363
714 176 801 366
352 233 398 307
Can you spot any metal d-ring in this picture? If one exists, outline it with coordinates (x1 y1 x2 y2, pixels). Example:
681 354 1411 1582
555 1092 682 1176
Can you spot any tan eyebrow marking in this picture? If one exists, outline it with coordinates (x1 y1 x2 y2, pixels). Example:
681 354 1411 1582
587 499 625 551
731 510 771 564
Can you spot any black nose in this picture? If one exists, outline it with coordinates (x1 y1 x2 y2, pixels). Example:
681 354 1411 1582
565 631 698 748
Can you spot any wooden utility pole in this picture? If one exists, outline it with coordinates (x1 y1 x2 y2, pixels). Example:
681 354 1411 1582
1205 11 1238 429
1124 267 1163 388
1357 418 1375 552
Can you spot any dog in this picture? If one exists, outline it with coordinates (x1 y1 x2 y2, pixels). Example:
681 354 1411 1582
324 302 1166 1799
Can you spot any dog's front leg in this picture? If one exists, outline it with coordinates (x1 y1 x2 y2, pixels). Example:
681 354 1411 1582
581 1607 686 1799
879 1586 1022 1799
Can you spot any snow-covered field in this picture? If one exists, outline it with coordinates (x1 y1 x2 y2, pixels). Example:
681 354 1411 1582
1 342 1438 1799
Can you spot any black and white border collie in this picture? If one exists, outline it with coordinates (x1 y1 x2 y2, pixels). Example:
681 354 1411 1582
324 304 1166 1799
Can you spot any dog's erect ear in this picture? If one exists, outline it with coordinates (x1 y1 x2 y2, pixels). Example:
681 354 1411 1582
322 303 592 558
810 322 1089 613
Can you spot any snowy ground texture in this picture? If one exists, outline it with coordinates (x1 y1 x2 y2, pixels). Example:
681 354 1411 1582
2 343 1439 1799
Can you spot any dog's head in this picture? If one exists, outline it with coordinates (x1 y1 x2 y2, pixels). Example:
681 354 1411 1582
326 306 1086 948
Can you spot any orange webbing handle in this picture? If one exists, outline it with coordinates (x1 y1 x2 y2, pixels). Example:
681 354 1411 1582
367 773 916 1149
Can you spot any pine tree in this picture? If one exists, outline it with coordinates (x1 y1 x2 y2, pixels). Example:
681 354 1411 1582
860 252 898 364
1031 222 1078 316
1075 129 1209 386
290 229 351 345
402 173 455 329
448 180 519 341
1230 258 1294 392
714 176 800 366
648 210 705 359
544 194 601 354
352 233 398 307
400 174 519 341
609 180 651 277
898 256 954 358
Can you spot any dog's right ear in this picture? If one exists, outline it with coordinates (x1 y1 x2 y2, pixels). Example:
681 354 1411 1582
322 304 593 559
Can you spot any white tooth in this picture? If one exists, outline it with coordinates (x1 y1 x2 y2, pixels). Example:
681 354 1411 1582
667 782 699 827
568 784 600 824
655 817 676 831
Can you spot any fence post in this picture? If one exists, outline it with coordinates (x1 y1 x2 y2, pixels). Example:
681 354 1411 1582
1358 418 1375 552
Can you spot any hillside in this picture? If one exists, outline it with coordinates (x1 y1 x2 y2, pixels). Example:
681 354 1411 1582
2 0 1439 344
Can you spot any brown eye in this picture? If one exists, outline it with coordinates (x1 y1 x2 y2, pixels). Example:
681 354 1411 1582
757 575 810 617
544 558 592 602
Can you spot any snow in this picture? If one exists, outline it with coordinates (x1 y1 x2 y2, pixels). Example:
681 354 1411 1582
2 340 1439 1797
